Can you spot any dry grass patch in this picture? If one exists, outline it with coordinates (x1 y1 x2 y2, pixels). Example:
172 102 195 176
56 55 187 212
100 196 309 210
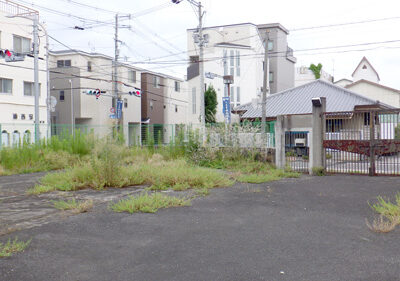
366 216 399 233
0 237 31 258
111 192 191 213
367 193 400 233
52 199 93 214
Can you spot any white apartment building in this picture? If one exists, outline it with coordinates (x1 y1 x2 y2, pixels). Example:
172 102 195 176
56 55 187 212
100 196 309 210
295 66 334 87
186 23 296 123
49 50 142 145
0 1 48 147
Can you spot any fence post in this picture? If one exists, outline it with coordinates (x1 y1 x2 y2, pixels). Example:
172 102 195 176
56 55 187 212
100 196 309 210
275 115 286 169
310 97 326 175
369 111 376 176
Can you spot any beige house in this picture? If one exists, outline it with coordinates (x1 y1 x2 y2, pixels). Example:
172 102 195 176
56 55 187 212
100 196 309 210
49 50 142 145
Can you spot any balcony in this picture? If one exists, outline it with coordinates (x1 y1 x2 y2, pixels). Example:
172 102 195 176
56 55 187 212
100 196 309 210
286 46 297 63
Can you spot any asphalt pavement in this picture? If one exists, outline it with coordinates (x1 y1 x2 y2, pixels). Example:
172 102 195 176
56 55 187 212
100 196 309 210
1 175 400 280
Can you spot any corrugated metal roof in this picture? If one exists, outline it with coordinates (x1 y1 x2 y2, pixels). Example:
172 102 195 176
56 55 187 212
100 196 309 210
240 80 391 119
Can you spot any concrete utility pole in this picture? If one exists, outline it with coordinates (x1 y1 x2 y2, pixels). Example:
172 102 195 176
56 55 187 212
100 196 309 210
171 0 205 125
69 79 74 137
261 30 270 133
113 13 120 131
33 14 40 143
198 2 205 125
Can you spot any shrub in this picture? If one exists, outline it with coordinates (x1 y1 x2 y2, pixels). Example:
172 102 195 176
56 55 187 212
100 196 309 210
312 167 325 176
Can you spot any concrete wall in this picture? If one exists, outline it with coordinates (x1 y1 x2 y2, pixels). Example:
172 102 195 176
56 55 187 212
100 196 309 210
295 66 334 87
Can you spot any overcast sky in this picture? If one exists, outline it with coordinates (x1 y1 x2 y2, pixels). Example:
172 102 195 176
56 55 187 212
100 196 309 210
21 0 400 88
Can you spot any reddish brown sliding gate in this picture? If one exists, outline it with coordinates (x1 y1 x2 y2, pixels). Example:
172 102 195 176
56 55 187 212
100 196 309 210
323 109 400 176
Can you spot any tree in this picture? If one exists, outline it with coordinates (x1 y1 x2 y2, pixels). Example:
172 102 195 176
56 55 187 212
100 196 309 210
205 85 218 123
309 63 323 79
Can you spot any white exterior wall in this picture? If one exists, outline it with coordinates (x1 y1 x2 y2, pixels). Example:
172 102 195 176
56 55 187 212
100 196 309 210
0 6 48 146
187 24 264 123
334 79 353 88
352 60 379 83
346 82 400 108
295 66 333 87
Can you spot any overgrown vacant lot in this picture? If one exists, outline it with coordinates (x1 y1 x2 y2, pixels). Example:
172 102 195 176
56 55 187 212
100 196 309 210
0 132 299 195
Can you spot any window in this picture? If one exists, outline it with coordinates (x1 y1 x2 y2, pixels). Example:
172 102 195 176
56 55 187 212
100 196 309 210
192 87 196 114
13 113 17 120
57 60 71 68
268 40 274 51
174 81 180 92
1 130 9 147
230 87 234 103
223 50 228 75
60 91 65 101
129 70 136 83
23 130 31 143
0 78 12 94
87 61 92 72
153 76 160 88
12 131 20 146
362 65 367 69
29 114 33 120
124 98 128 108
13 35 31 54
230 50 234 76
150 100 153 110
21 114 26 120
175 105 178 113
236 50 240 76
24 82 41 96
269 72 274 83
236 87 240 103
326 120 343 133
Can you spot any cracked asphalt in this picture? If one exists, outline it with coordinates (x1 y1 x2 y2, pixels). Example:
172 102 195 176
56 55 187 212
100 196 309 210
1 174 400 280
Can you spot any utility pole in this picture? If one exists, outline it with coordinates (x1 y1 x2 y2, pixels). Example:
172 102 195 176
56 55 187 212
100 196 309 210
69 79 74 137
171 0 205 125
198 2 205 125
261 30 270 133
33 13 40 144
113 13 120 132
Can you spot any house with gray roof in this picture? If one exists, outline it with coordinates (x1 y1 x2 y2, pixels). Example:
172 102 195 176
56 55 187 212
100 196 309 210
233 80 392 121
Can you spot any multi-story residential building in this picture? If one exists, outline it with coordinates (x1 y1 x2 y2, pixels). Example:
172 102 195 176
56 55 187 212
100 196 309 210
186 22 296 123
258 23 297 93
0 1 48 146
295 66 334 87
141 71 188 143
49 50 142 145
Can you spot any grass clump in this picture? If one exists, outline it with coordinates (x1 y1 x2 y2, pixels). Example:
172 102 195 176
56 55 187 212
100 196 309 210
111 192 191 213
52 199 93 214
367 193 400 233
312 167 325 176
237 169 300 184
0 237 31 258
142 159 234 191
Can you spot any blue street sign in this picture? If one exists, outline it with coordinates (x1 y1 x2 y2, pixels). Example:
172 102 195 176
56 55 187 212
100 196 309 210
116 100 123 119
222 97 231 122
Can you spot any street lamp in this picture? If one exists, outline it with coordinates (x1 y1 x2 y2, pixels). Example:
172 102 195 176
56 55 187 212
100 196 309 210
172 0 206 125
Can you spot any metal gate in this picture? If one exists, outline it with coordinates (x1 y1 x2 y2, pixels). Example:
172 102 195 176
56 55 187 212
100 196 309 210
323 109 400 176
285 131 310 173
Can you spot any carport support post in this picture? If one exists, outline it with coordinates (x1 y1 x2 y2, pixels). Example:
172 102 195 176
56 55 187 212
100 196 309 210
310 97 326 175
275 115 286 169
369 111 376 176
